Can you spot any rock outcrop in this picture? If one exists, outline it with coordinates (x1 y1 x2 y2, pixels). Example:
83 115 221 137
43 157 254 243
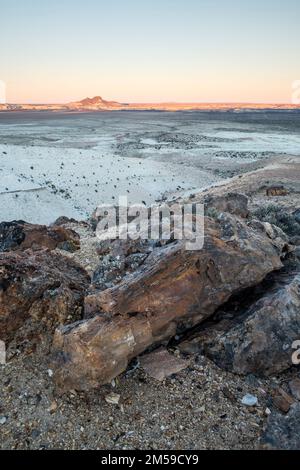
260 403 300 450
52 214 287 391
204 192 249 218
180 271 300 377
0 250 90 350
0 221 80 253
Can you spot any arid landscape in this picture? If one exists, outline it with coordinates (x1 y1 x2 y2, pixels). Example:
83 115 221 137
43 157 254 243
1 0 300 456
1 107 300 450
1 108 300 223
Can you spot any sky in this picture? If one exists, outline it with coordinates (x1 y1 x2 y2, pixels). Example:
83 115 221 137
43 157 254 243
0 0 299 103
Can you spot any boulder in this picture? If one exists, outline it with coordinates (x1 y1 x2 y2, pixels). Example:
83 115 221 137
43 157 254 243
52 214 286 391
260 403 300 450
52 216 78 226
0 250 90 350
0 221 80 253
204 192 249 218
182 272 300 377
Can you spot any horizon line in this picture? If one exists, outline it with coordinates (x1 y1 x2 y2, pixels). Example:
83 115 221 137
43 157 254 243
2 99 298 106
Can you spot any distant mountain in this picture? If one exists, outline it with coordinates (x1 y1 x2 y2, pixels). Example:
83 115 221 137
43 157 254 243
67 96 123 110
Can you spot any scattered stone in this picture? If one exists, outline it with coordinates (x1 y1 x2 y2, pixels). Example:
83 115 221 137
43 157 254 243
241 394 258 407
48 401 58 414
260 403 300 449
31 429 40 439
139 349 189 381
221 386 236 403
0 416 7 425
105 393 121 405
273 388 295 414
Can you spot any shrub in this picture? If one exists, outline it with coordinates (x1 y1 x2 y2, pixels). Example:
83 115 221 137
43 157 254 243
253 204 300 237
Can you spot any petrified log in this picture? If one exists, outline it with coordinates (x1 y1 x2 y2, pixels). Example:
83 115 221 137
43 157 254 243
0 250 90 349
182 272 300 377
0 220 80 253
52 214 287 391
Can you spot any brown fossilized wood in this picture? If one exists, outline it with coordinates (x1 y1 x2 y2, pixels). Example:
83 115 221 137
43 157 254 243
0 250 90 350
0 220 80 253
52 215 287 391
184 272 300 377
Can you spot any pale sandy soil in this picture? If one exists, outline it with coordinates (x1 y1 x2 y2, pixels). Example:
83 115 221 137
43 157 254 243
1 110 300 224
0 143 220 224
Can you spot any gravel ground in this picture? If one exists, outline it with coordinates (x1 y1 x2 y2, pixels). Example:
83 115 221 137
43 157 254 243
0 351 276 450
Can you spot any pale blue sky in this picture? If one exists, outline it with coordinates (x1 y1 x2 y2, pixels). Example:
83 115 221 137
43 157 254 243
1 0 299 103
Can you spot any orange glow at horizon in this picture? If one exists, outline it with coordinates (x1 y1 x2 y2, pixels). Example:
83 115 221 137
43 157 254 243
3 74 296 105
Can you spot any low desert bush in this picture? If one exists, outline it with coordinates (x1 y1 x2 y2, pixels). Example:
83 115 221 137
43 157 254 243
253 204 300 237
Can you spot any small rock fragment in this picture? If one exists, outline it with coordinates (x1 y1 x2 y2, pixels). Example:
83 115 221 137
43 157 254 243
241 394 258 407
139 348 189 382
273 388 295 413
48 401 58 414
222 386 236 403
265 407 271 416
105 392 121 405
